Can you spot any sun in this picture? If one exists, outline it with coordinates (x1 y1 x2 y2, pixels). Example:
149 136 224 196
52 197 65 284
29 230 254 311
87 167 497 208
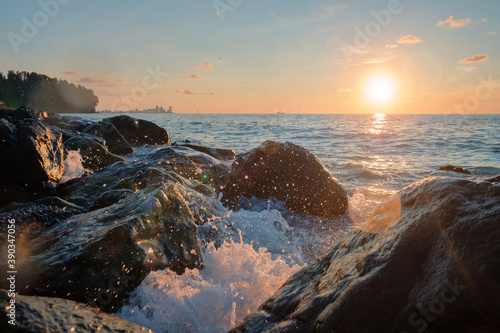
366 76 395 105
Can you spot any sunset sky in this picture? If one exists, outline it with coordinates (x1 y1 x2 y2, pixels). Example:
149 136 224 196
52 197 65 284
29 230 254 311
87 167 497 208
1 0 499 113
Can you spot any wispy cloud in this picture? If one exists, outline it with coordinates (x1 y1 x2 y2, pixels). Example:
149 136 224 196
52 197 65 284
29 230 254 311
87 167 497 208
397 35 423 44
192 61 213 70
78 76 125 86
183 74 201 80
61 70 81 76
176 88 215 95
437 16 471 28
385 44 398 48
482 18 488 23
488 31 497 35
459 54 489 63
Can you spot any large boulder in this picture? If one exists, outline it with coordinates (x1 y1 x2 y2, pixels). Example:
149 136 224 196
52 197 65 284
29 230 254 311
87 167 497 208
82 121 134 155
230 178 500 333
58 146 229 210
4 183 204 312
103 115 170 145
0 110 64 206
0 290 152 332
222 141 348 219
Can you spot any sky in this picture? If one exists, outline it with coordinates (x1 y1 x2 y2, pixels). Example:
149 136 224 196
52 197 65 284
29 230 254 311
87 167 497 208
1 0 499 113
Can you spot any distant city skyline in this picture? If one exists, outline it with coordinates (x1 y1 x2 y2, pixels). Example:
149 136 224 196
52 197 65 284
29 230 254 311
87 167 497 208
1 0 499 113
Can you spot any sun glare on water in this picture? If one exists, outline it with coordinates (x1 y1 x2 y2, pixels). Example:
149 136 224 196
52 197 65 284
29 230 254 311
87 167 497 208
366 76 395 105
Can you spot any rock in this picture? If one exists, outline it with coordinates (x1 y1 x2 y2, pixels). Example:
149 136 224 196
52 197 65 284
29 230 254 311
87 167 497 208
485 175 500 183
64 135 126 172
59 146 229 210
0 106 44 121
439 165 472 175
0 112 64 206
0 290 152 332
92 189 134 209
7 183 204 312
103 115 170 145
173 141 236 160
222 141 348 219
230 178 500 333
82 121 134 155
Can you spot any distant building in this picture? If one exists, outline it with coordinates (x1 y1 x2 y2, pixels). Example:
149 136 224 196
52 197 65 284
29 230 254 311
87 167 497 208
98 105 174 113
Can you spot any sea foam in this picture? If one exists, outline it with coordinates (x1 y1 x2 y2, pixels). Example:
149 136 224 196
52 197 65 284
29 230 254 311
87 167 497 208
58 150 88 184
117 241 301 333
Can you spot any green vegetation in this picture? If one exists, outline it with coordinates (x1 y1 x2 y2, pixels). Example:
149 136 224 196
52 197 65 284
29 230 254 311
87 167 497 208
0 70 98 113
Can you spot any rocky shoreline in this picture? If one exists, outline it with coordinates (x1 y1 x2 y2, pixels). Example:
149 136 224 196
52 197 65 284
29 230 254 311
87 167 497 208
1 107 499 332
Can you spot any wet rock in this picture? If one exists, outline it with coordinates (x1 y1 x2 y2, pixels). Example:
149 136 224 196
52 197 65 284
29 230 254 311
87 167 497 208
485 175 500 183
92 189 134 209
103 115 170 145
59 146 229 210
0 106 44 121
0 113 64 206
173 141 236 160
64 135 126 172
439 165 472 175
0 290 152 332
222 141 348 219
7 183 204 312
82 121 134 155
230 178 500 333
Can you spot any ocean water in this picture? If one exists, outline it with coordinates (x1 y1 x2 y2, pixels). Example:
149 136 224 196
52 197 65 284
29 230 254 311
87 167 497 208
69 113 500 332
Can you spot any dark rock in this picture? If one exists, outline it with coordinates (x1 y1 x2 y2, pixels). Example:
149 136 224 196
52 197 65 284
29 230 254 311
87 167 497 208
485 175 500 183
0 115 64 206
222 141 348 219
92 189 134 209
7 183 204 312
82 121 134 155
64 135 126 172
173 141 236 160
103 115 170 145
0 290 152 332
439 165 472 175
59 146 229 210
230 178 500 333
0 106 44 121
0 197 85 239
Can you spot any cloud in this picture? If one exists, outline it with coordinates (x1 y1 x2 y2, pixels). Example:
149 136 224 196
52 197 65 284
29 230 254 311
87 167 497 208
385 44 398 48
192 61 213 70
397 35 423 44
482 18 488 23
61 70 81 76
459 54 489 64
488 31 497 35
184 74 201 80
176 88 215 95
79 76 114 85
116 77 126 83
437 16 471 28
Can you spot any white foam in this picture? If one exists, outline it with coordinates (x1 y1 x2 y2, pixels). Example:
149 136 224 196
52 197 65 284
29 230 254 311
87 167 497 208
117 241 301 333
58 150 88 184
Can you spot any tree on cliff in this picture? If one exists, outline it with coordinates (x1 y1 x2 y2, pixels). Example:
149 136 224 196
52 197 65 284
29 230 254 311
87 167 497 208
0 70 99 113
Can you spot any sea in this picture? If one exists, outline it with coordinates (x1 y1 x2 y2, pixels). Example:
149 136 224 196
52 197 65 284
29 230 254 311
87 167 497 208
67 113 500 333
